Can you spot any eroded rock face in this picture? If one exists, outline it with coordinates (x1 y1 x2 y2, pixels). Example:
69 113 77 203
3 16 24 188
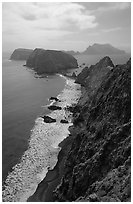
10 48 33 60
75 56 114 90
53 58 131 202
26 48 78 74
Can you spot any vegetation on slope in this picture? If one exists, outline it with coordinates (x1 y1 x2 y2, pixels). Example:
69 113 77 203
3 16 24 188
53 57 131 202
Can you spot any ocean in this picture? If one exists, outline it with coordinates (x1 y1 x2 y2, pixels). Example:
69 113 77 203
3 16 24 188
2 52 130 201
2 53 81 201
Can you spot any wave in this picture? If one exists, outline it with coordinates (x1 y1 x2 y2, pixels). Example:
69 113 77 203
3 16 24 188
2 76 81 202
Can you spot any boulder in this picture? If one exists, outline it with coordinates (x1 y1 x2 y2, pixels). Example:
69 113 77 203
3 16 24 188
48 105 62 110
60 119 69 124
42 115 56 123
71 72 76 78
49 97 59 102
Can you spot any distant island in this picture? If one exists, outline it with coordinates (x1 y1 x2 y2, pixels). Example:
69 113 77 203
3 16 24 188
62 50 80 56
10 43 127 62
26 48 78 74
82 43 126 55
9 43 127 74
10 48 33 60
62 43 126 56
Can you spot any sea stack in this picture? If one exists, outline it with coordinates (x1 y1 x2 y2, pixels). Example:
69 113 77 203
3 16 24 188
26 48 78 74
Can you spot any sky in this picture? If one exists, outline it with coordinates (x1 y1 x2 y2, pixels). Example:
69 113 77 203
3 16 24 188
2 2 131 53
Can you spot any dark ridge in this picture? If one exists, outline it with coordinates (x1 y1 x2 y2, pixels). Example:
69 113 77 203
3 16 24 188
53 57 131 202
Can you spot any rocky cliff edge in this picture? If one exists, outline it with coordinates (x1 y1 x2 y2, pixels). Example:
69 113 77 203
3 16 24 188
53 57 131 202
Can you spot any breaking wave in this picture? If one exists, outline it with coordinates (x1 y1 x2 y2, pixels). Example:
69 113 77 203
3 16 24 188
2 75 81 202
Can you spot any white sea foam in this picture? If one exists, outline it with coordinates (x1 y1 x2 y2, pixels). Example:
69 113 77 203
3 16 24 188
2 76 81 202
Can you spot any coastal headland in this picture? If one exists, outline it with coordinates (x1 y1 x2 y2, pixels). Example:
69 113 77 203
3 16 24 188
27 56 131 202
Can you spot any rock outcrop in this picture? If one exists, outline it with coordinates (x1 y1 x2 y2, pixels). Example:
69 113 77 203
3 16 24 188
49 97 59 102
48 105 62 111
53 57 131 202
71 72 76 78
75 56 114 88
10 48 33 60
83 43 126 55
42 116 56 123
26 48 78 74
60 119 69 124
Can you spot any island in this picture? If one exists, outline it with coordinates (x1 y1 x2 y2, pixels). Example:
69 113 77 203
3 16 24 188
10 48 33 60
82 43 126 55
26 48 78 74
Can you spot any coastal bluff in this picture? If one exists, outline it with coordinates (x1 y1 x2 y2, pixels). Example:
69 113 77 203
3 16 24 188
26 48 78 74
10 48 33 60
53 57 131 202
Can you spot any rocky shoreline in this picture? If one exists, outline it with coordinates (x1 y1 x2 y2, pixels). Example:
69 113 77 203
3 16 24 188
53 57 131 202
25 75 81 202
25 56 131 202
27 130 74 202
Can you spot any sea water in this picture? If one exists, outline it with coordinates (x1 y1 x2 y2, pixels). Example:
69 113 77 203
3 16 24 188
2 54 81 201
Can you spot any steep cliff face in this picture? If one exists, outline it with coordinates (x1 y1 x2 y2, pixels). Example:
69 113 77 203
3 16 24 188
26 48 78 74
75 56 114 87
53 57 131 202
10 48 33 60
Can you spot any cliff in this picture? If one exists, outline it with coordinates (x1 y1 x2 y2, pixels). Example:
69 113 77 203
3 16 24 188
26 48 78 74
83 43 126 55
10 48 33 60
53 57 131 202
75 56 114 88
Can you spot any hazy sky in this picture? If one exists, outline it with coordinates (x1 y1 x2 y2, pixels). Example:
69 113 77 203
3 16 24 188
2 2 131 53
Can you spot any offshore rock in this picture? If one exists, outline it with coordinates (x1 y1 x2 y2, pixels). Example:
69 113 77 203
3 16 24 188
48 105 62 111
42 115 56 123
60 119 69 124
53 58 131 202
26 48 78 74
10 48 33 60
49 97 59 102
71 72 76 78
